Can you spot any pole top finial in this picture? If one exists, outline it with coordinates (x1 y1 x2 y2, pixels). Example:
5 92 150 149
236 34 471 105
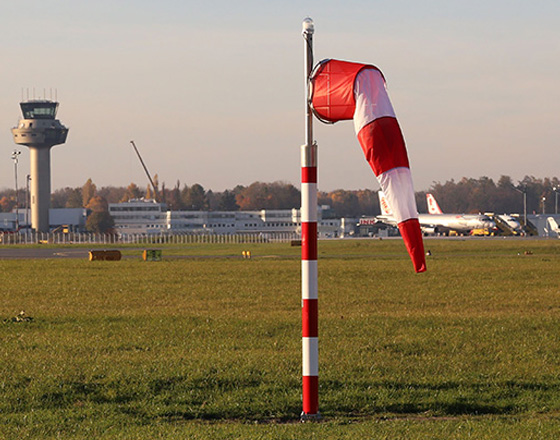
302 17 314 35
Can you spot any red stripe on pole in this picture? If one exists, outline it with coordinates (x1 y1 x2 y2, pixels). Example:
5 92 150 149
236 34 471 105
302 299 318 337
301 166 317 183
356 117 409 176
301 222 318 260
302 375 319 414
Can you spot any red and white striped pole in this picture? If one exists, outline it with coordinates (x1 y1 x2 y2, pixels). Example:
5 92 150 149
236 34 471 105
301 17 320 421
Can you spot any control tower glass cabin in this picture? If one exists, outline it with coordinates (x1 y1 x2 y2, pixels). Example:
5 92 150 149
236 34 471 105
11 100 69 233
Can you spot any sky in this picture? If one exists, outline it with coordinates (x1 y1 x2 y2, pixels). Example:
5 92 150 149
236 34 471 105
1 0 559 194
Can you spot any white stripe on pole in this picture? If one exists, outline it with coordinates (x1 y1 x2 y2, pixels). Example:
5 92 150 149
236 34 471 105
302 337 319 376
302 260 318 300
301 182 317 223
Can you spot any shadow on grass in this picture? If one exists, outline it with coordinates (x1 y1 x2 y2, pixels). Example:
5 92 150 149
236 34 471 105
382 401 516 416
18 375 558 423
39 379 137 407
319 378 559 418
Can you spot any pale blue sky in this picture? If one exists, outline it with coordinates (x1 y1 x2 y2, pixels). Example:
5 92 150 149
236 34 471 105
1 0 559 193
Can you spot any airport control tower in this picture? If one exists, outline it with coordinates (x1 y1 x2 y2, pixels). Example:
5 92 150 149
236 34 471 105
11 100 69 232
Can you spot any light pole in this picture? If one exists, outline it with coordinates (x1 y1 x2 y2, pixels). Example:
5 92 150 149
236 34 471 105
26 175 31 230
513 185 527 232
553 187 559 214
542 197 546 215
11 150 21 231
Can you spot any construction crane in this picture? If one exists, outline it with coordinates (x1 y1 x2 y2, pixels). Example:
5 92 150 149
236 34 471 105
129 140 159 202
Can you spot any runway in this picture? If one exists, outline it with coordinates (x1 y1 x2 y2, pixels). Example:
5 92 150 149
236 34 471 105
0 248 91 259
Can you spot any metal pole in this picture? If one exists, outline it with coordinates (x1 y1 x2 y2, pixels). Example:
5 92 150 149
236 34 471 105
513 186 528 232
11 150 21 232
301 17 320 421
523 192 527 229
26 175 31 231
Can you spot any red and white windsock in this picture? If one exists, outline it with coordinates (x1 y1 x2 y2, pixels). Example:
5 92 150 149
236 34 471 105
310 59 426 273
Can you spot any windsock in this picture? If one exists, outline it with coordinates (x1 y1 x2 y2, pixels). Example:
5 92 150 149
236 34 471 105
310 59 426 272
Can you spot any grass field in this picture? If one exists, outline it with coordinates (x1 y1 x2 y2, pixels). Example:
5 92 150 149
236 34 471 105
1 238 560 439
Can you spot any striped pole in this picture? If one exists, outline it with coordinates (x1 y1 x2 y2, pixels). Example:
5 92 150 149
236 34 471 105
301 17 320 420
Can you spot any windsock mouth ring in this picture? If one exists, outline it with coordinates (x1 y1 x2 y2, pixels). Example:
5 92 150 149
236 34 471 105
308 59 336 125
308 59 383 125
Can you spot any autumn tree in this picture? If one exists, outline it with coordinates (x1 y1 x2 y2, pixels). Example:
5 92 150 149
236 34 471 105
97 186 127 204
120 183 143 202
355 189 379 216
328 189 361 217
427 175 560 215
10 175 560 220
181 184 208 211
166 181 183 210
0 196 15 213
51 187 82 208
86 195 109 212
145 174 160 201
82 178 97 207
317 191 331 206
160 181 166 205
85 195 114 233
86 211 115 233
153 174 160 200
415 190 428 214
218 190 239 211
235 181 300 210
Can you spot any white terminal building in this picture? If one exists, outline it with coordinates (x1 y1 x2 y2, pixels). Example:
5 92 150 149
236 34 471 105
108 199 355 238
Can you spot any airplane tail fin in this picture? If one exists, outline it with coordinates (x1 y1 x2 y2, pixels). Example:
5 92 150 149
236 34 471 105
378 191 393 216
426 193 443 214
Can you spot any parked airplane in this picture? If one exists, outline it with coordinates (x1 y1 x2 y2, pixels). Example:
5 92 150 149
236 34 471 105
495 214 522 234
376 192 497 235
427 193 521 234
428 194 520 232
424 193 498 235
546 217 560 237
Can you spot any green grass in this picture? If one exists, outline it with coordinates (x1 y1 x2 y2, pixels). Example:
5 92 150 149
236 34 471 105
1 238 560 438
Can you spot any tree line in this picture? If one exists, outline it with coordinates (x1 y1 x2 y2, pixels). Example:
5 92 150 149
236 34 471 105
417 175 560 216
1 175 559 224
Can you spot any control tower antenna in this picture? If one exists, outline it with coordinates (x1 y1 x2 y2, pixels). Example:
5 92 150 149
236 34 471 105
130 140 159 202
11 99 69 232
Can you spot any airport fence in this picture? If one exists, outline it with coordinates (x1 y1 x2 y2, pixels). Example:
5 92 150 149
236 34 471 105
0 231 301 246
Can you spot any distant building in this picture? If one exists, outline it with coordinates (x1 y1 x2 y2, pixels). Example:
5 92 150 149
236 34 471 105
108 199 357 238
50 208 87 232
108 198 166 235
527 214 560 237
0 208 86 232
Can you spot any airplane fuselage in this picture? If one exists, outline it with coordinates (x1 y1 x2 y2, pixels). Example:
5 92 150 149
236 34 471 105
418 213 496 234
375 191 497 235
375 213 496 235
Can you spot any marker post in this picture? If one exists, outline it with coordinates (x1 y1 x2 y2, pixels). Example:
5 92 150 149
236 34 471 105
300 17 320 421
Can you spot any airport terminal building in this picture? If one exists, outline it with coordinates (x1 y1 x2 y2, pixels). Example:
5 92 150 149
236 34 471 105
2 198 559 239
108 199 355 238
